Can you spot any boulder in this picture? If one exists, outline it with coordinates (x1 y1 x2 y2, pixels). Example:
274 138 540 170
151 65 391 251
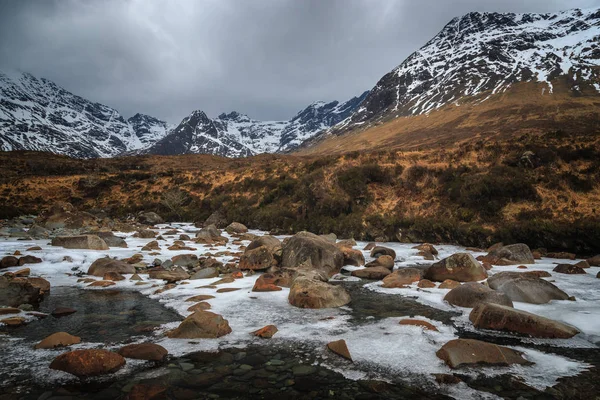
439 279 460 289
340 247 365 267
444 282 513 308
247 235 282 254
252 325 278 338
49 349 126 377
412 243 438 256
118 343 168 361
487 272 570 304
547 252 576 260
34 332 81 349
0 276 41 307
38 202 97 230
88 280 116 288
138 212 164 225
486 243 535 265
252 274 283 292
281 232 344 277
574 260 590 269
225 222 248 234
398 319 439 331
204 211 227 228
190 267 219 280
149 267 190 283
327 339 352 361
337 239 357 248
351 266 391 280
188 302 211 312
370 246 396 259
239 246 275 271
134 230 156 239
85 231 127 248
167 311 232 339
195 224 225 243
417 279 436 288
27 225 49 239
469 303 580 338
365 255 395 270
381 268 423 288
17 255 42 266
88 258 136 276
51 235 108 250
553 264 587 275
103 272 125 281
171 254 198 267
0 256 19 269
436 339 530 368
288 277 350 309
320 233 337 243
424 253 487 282
587 255 600 267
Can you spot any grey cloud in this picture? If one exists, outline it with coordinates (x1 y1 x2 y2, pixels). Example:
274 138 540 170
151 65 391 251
0 0 598 123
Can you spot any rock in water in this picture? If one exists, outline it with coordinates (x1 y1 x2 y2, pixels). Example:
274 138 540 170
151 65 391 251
444 282 513 308
239 246 275 271
0 276 41 307
327 339 352 361
487 272 569 304
225 222 248 234
0 256 19 269
167 311 232 339
381 268 423 288
436 339 530 368
370 246 396 259
138 212 164 225
553 264 587 275
424 253 487 282
35 332 81 349
486 243 535 265
51 235 109 250
351 266 391 280
281 232 344 277
398 319 439 331
288 277 350 309
469 303 579 338
118 343 168 361
49 349 126 377
252 325 278 338
88 258 136 276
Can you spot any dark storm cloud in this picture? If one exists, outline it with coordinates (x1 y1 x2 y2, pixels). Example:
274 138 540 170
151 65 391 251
0 0 598 123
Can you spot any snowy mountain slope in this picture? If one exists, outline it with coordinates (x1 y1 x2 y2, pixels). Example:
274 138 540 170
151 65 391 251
144 92 368 157
0 71 172 158
335 7 600 131
127 113 173 149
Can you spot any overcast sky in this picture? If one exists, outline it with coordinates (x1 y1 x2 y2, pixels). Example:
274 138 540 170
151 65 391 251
0 0 598 123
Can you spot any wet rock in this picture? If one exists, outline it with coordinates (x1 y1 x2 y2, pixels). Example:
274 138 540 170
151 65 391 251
240 245 275 271
587 255 600 267
34 332 81 349
412 243 438 255
381 268 423 288
25 277 49 297
436 339 530 368
288 277 350 308
574 260 590 269
49 349 126 377
118 343 168 361
424 253 487 282
247 235 282 255
252 274 283 292
351 266 391 280
281 232 344 277
340 247 365 266
444 282 513 308
51 235 109 250
103 272 125 281
134 230 157 239
190 267 219 280
252 325 278 338
142 240 160 251
553 264 587 275
179 234 191 241
51 307 77 317
187 302 211 312
417 279 436 288
167 311 232 339
225 222 248 234
1 316 26 326
26 225 49 239
13 268 30 277
370 246 396 259
292 365 316 376
469 303 580 338
0 276 41 307
327 339 352 361
365 255 395 270
1 256 19 269
399 319 439 331
127 383 167 400
88 280 116 287
486 243 535 265
17 255 42 266
149 267 190 283
363 242 376 251
439 279 460 289
487 271 569 304
88 257 136 276
216 288 240 293
138 212 164 225
171 254 198 268
0 307 20 315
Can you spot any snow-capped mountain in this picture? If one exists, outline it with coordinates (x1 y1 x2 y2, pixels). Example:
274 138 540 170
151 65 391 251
144 92 368 157
336 7 600 131
0 71 171 158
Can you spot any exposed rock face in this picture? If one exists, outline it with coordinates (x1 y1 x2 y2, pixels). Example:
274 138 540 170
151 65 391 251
486 243 535 265
553 264 587 275
118 343 168 361
167 311 232 339
225 222 248 234
444 282 513 308
487 271 569 304
0 276 41 307
469 303 579 338
35 332 81 349
424 253 487 282
351 266 391 280
138 212 164 225
288 277 350 309
49 349 126 377
436 339 530 369
51 235 108 250
88 258 136 276
370 246 396 259
239 246 275 271
281 232 344 277
327 339 352 361
381 268 423 288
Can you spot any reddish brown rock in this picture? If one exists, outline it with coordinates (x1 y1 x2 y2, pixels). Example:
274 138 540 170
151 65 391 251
103 272 125 281
118 343 168 361
439 280 460 289
436 339 529 368
185 294 215 302
50 349 126 377
142 240 160 251
51 307 77 317
0 307 20 315
14 268 30 277
127 384 167 400
417 279 436 288
340 247 365 267
88 280 116 288
381 268 422 288
149 267 190 282
35 332 81 349
547 252 576 260
17 255 42 266
365 255 395 270
412 243 439 255
167 311 232 339
399 319 439 332
370 246 396 259
252 325 278 338
252 275 283 292
0 256 19 269
444 282 513 308
553 264 586 275
351 266 391 280
288 277 350 309
187 302 211 312
216 288 240 293
239 245 275 271
88 258 136 276
1 316 27 326
327 339 352 361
